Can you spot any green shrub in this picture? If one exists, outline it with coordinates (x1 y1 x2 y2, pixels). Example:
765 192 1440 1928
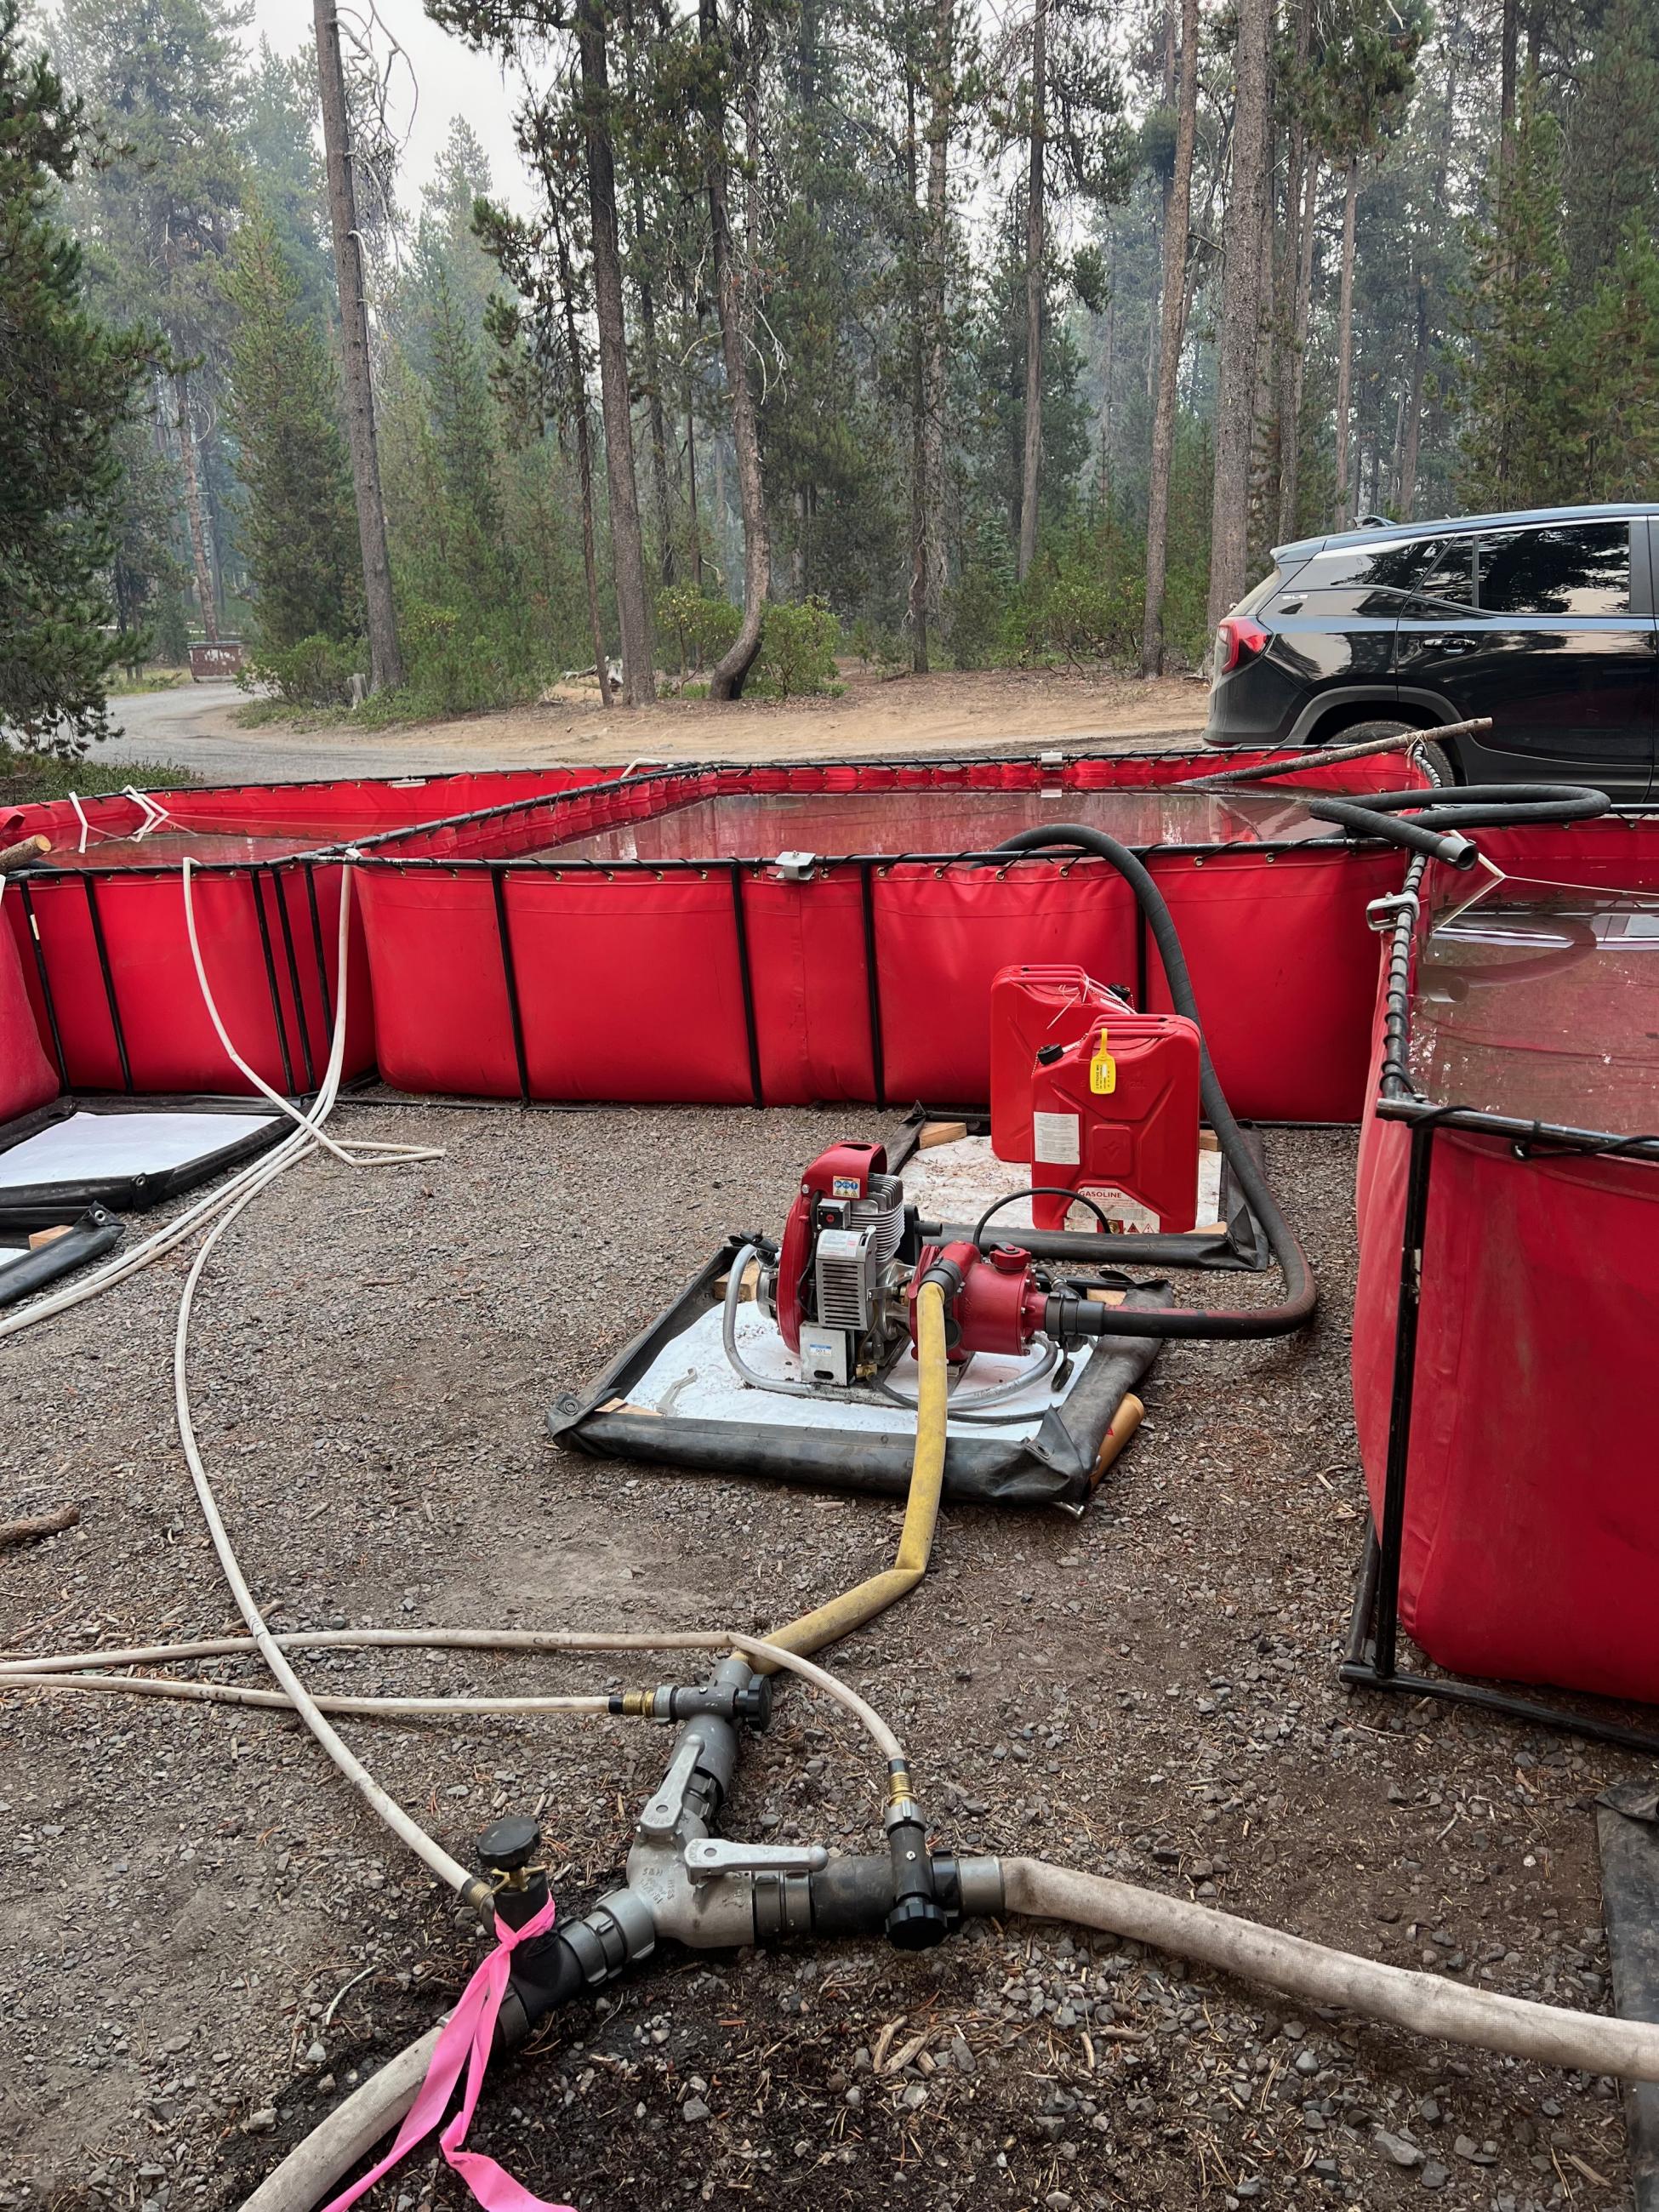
756 596 841 697
845 616 908 672
244 631 363 708
0 745 199 803
349 601 556 726
656 584 741 675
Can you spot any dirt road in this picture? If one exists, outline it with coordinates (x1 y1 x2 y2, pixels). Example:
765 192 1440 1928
93 667 1210 786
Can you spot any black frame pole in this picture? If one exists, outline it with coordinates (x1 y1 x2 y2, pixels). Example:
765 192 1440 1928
249 869 298 1097
1372 1117 1436 1681
489 867 532 1105
81 874 131 1092
303 863 334 1034
15 881 68 1085
859 861 887 1109
269 868 316 1092
728 863 764 1109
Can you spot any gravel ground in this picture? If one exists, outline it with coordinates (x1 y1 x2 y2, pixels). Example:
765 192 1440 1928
0 1107 1642 2212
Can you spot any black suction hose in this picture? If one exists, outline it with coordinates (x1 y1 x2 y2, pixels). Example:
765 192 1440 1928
1302 780 1611 861
1298 798 1479 868
989 824 1315 1340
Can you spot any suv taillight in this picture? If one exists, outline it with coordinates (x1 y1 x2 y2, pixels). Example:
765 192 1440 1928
1214 615 1269 674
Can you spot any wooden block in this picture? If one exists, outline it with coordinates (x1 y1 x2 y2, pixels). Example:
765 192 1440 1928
598 1397 662 1418
918 1121 969 1149
1084 1286 1127 1306
27 1225 71 1250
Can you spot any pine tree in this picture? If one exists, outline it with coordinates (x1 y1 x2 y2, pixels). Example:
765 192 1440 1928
220 200 362 649
0 0 156 750
57 0 246 645
242 39 333 329
1564 0 1659 303
1571 225 1659 500
1451 85 1571 512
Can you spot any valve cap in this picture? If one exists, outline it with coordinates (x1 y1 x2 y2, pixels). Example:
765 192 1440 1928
476 1815 540 1873
886 1895 949 1951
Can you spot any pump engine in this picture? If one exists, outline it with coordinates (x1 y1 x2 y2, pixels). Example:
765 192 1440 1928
753 1140 1120 1393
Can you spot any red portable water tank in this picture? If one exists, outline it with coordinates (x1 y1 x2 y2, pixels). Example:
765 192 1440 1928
989 965 1201 1234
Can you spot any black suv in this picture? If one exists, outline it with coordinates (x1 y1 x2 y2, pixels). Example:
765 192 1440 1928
1202 502 1657 796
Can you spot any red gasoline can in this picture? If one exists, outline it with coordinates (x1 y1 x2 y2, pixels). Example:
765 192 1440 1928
989 966 1202 1234
989 966 1133 1160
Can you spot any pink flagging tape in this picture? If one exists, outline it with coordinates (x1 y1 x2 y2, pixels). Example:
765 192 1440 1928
319 1894 574 2212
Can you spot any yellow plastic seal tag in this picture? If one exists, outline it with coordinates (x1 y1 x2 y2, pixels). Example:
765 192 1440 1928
1089 1032 1116 1095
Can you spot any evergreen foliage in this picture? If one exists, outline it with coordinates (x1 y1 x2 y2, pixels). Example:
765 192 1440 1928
0 0 156 750
220 199 361 652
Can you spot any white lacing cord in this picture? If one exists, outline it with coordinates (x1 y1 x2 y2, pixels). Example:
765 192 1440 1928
67 791 91 853
180 858 436 1170
123 787 171 839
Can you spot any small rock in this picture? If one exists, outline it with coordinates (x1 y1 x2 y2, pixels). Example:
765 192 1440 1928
1374 2129 1424 2169
1419 2161 1450 2191
681 2096 711 2124
242 2107 277 2135
1451 2135 1479 2161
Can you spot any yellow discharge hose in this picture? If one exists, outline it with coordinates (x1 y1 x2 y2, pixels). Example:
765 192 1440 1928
755 1280 950 1666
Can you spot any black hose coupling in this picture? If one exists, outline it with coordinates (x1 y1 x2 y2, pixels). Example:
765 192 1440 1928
883 1762 947 1951
610 1679 772 1730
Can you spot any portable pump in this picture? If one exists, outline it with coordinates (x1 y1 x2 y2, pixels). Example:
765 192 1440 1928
755 1139 1120 1390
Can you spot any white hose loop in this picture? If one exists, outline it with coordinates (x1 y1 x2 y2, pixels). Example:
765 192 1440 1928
180 858 437 1168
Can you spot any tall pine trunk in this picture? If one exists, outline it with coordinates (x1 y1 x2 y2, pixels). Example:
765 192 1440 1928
314 0 401 691
1274 0 1312 544
173 368 218 645
1400 17 1460 521
623 0 674 586
554 214 613 709
701 0 769 701
1206 0 1271 633
1017 0 1047 582
577 0 655 704
909 0 953 674
1279 153 1318 542
1141 0 1199 676
905 67 929 670
1332 153 1359 528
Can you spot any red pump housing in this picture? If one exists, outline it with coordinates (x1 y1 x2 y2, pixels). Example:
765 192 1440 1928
773 1139 889 1354
908 1241 1048 1362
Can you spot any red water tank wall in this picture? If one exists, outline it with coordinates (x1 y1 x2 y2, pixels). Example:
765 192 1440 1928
1352 814 1659 1705
0 891 58 1120
354 750 1424 1116
3 763 623 1095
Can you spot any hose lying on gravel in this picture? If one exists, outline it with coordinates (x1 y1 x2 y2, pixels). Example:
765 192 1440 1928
238 1846 1659 2212
0 875 442 1347
0 1628 904 1767
1001 1857 1659 2081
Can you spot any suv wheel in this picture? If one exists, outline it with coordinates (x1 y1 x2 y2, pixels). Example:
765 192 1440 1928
1327 718 1457 789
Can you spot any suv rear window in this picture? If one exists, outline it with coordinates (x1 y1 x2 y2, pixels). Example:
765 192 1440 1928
1476 522 1631 614
1398 538 1476 607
